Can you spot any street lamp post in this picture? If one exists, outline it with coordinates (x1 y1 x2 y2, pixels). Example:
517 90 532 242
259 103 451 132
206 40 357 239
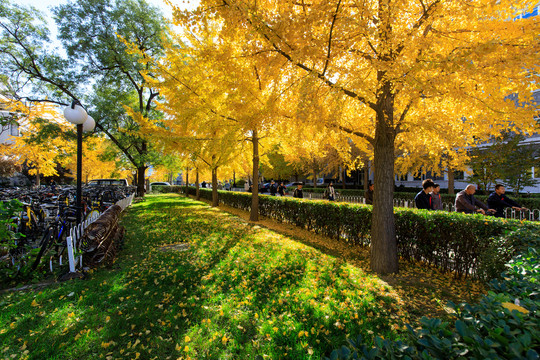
63 100 95 224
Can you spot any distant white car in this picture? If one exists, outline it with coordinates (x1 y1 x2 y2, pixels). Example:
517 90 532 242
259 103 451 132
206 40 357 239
149 182 171 192
150 182 171 186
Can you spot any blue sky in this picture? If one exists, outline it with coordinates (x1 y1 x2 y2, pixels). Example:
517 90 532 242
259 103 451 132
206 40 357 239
17 0 196 42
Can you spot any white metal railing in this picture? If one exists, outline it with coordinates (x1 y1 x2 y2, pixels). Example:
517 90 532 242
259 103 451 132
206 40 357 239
301 192 538 221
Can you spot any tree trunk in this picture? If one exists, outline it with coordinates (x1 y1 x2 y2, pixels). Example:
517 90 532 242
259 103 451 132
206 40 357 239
313 169 317 188
136 166 146 197
211 168 218 207
250 128 260 221
447 169 455 195
185 168 189 197
36 168 40 187
196 169 200 200
363 162 369 192
370 93 399 275
342 167 346 189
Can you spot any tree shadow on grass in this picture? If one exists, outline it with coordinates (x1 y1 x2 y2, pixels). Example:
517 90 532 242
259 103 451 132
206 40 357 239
204 199 486 324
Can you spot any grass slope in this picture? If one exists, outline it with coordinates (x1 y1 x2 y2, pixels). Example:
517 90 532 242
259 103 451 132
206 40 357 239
2 194 416 359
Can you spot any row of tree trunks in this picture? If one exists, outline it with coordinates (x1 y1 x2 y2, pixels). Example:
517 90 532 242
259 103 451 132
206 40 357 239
185 168 189 196
250 128 260 221
196 169 200 200
211 167 218 207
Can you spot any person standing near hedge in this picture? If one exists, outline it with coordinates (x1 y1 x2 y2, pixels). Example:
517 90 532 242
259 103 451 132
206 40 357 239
324 182 336 201
277 182 286 196
365 183 374 205
293 182 304 198
270 180 277 196
487 184 527 218
415 179 435 210
430 183 443 210
455 184 496 215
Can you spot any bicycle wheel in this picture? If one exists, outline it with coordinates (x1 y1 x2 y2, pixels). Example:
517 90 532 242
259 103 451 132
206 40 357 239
31 228 53 271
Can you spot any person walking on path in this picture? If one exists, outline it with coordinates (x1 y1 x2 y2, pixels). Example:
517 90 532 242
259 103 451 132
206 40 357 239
224 180 231 191
270 180 277 196
293 182 304 198
430 183 443 210
277 182 286 196
365 183 374 205
324 181 336 201
455 184 496 215
415 179 435 210
487 184 527 218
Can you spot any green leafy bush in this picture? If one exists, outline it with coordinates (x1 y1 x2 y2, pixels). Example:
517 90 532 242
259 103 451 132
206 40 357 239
150 185 184 194
323 232 540 360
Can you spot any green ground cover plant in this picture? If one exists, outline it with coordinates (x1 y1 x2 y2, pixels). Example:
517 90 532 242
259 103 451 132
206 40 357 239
1 194 411 360
324 229 540 359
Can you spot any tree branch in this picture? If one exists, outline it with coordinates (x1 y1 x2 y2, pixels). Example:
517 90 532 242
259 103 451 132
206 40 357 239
322 0 341 77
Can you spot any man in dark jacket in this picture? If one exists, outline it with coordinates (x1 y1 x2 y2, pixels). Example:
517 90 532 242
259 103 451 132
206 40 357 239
415 179 435 210
365 183 374 205
269 180 277 196
487 184 526 217
293 182 304 198
455 184 495 215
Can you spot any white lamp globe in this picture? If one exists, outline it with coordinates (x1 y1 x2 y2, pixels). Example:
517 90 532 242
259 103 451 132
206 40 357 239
63 104 88 125
82 115 95 132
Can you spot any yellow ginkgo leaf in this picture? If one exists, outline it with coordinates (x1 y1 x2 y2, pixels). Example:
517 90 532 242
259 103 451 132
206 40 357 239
31 300 39 307
501 302 529 314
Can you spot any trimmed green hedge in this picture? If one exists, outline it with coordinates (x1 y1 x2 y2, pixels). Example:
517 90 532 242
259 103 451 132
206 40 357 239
324 229 540 360
177 187 539 280
153 185 540 208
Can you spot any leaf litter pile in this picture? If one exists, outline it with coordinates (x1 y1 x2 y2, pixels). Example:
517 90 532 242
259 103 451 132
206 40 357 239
0 194 485 360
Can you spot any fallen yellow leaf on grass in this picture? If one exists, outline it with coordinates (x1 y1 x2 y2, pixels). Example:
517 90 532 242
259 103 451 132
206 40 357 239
502 302 529 314
31 300 38 307
222 336 228 345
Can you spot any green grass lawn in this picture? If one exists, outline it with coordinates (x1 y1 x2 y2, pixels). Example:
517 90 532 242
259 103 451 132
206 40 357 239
1 194 409 359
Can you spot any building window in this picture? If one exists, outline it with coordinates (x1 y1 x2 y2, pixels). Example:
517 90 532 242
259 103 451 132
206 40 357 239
10 123 19 136
454 171 465 180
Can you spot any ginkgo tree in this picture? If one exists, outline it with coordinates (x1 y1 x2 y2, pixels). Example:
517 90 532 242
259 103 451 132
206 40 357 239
0 102 73 186
133 14 293 220
67 136 130 183
182 0 540 274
